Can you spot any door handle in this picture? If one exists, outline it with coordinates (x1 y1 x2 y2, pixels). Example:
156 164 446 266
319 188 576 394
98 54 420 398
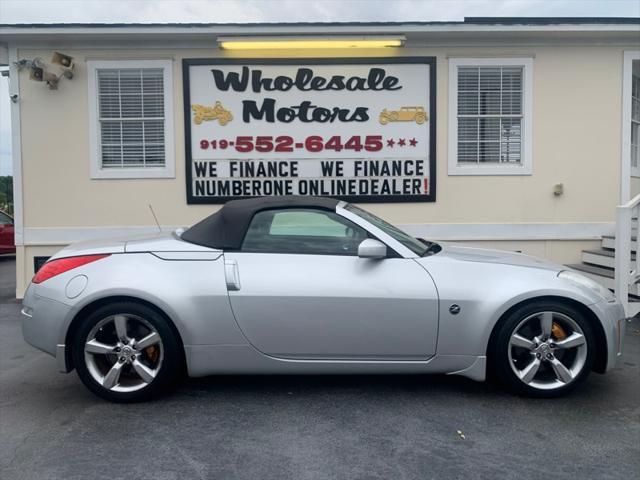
224 259 241 291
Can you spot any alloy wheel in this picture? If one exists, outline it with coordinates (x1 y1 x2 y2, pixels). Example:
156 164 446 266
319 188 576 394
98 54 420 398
84 314 164 393
507 311 588 390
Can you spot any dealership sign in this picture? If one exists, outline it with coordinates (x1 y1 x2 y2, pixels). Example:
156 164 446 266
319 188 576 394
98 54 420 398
183 57 436 203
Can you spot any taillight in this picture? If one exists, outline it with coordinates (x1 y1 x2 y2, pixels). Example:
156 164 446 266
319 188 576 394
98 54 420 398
32 254 111 284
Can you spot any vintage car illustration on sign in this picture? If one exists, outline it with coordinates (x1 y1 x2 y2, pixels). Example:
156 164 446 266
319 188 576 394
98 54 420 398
379 106 428 125
191 101 233 125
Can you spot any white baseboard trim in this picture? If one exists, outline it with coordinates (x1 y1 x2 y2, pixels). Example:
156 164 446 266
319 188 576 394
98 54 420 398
400 222 615 241
22 226 184 246
21 222 615 246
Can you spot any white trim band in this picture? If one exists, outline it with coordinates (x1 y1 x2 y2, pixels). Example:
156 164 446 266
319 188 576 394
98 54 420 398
23 226 183 245
23 222 614 245
1 24 639 36
402 222 614 241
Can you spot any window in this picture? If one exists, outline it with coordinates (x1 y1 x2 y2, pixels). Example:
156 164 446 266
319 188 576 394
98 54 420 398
345 204 428 256
448 58 533 175
0 211 12 225
632 74 640 172
88 60 174 179
242 209 368 256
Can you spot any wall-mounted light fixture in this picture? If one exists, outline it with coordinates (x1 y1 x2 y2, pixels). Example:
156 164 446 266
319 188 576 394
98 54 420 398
218 36 406 50
14 52 74 90
51 51 74 69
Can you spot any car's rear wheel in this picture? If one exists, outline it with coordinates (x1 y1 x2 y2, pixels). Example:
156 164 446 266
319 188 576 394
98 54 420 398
72 301 182 402
491 301 596 398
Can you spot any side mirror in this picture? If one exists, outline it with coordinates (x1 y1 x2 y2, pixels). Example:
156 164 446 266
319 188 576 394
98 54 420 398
358 239 387 259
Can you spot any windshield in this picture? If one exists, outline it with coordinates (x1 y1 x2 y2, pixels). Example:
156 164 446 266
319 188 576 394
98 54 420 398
345 204 431 256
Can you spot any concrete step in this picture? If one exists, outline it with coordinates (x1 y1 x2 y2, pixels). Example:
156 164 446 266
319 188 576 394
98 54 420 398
629 298 640 317
582 248 635 269
567 263 640 295
564 263 640 294
602 235 638 250
568 263 640 312
567 262 613 278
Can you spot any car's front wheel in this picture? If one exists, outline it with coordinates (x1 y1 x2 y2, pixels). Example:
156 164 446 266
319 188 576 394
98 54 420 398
72 301 182 402
491 301 596 398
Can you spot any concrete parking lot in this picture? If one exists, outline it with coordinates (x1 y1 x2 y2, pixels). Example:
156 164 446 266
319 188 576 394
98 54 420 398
1 256 639 480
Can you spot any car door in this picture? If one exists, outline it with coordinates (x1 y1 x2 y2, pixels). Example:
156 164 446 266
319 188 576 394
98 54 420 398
224 208 439 360
0 212 14 253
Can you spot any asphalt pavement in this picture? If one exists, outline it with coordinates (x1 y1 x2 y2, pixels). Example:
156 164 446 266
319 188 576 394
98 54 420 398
1 256 639 480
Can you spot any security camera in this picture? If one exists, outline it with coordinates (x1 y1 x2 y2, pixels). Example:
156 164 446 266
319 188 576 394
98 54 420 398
14 59 30 70
44 72 59 89
14 57 44 72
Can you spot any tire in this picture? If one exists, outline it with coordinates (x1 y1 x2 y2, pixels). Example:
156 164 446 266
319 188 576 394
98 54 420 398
489 300 596 398
72 301 183 402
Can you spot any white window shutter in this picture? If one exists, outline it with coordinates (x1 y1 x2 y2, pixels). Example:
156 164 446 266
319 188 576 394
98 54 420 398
457 66 524 165
97 68 165 169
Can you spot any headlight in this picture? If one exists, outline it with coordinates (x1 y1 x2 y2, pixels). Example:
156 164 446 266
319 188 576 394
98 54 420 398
558 270 616 302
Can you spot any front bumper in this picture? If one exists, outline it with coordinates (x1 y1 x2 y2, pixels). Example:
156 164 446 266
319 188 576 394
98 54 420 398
589 299 626 372
21 285 74 373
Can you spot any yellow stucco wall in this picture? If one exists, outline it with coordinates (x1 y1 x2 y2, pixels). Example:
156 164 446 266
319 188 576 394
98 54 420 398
12 43 635 295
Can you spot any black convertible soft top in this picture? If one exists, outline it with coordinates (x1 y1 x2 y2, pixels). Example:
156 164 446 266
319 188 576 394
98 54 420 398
181 196 340 250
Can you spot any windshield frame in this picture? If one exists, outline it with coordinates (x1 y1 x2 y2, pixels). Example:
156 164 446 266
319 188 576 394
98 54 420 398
343 204 431 257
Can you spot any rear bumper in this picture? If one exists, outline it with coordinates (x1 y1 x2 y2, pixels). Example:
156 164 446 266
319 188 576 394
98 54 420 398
589 299 626 372
21 285 73 372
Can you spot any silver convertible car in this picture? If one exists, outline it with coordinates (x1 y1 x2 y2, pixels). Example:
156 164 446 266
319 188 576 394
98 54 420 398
22 196 626 402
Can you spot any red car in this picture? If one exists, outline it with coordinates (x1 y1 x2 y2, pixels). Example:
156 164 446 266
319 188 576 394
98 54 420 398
0 210 15 254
